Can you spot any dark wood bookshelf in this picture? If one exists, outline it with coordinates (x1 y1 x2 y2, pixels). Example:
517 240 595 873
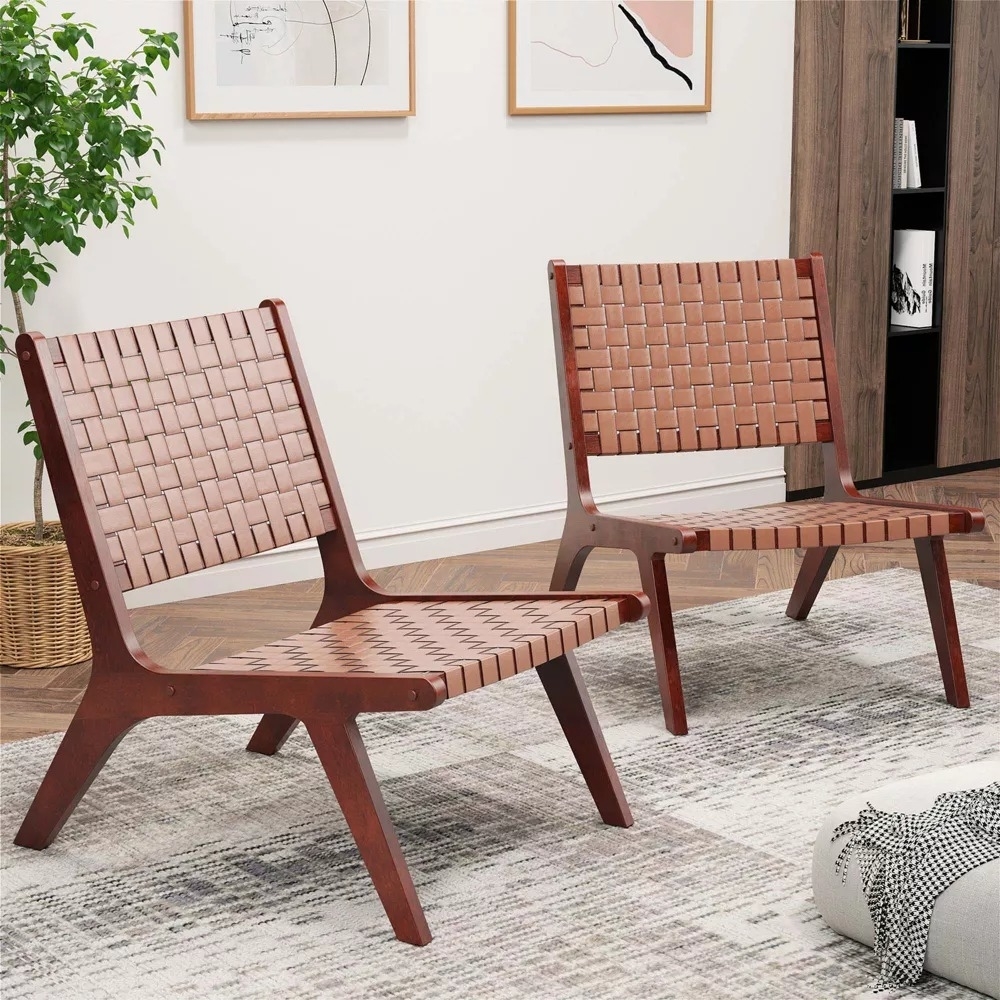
787 0 1000 494
883 0 952 478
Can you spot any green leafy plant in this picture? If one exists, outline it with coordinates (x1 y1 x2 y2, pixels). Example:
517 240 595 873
0 0 177 540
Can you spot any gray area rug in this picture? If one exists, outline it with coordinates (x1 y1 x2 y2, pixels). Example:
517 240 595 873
1 569 998 1000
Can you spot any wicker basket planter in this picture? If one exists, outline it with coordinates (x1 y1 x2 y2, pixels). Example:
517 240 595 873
0 521 91 668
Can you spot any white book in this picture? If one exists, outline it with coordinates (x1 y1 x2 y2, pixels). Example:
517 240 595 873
907 120 922 188
900 126 910 188
892 118 903 188
890 229 935 327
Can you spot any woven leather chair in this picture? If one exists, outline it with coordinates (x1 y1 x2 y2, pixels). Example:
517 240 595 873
13 300 647 945
548 254 984 736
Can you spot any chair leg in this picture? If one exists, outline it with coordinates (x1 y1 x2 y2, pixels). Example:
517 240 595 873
638 554 688 736
535 654 633 828
15 707 141 850
786 546 840 621
549 533 593 590
914 537 970 709
304 717 432 946
247 714 299 755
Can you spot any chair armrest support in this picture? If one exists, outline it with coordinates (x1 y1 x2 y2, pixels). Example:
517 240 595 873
313 531 384 624
591 513 701 554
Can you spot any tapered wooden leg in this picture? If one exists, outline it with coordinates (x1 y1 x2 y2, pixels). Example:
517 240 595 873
914 537 970 708
786 546 840 621
639 555 688 736
305 717 432 946
549 532 593 590
15 708 141 850
536 654 632 828
548 530 634 814
247 714 299 755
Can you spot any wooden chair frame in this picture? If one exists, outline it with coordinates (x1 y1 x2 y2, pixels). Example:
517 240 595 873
548 254 985 736
13 299 647 945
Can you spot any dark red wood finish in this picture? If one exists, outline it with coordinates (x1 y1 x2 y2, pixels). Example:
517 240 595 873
14 299 647 945
548 255 984 735
914 536 971 709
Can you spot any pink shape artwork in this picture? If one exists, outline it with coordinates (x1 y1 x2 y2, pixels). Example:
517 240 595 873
622 1 695 59
508 0 712 115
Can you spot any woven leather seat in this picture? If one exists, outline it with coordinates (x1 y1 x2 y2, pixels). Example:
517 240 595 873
547 254 984 736
635 500 976 551
13 299 646 947
194 598 629 697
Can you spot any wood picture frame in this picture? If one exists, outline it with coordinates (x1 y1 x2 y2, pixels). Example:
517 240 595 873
184 1 415 121
507 0 713 116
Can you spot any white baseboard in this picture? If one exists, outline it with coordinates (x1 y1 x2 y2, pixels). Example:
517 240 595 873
125 470 785 609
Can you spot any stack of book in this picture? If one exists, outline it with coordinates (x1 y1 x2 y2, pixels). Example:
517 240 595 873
893 118 922 188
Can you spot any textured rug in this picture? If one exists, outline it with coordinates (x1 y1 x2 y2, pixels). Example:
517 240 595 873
1 569 998 1000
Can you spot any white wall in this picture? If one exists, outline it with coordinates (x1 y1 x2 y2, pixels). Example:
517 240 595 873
0 0 796 606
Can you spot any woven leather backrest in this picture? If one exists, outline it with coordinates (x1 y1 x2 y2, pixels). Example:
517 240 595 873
46 307 336 592
562 259 833 455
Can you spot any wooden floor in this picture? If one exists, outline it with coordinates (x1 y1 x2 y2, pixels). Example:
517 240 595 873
2 471 997 743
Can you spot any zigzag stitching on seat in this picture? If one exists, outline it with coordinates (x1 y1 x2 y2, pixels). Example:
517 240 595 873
188 600 624 691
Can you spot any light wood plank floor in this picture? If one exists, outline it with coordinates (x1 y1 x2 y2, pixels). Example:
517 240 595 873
2 471 996 743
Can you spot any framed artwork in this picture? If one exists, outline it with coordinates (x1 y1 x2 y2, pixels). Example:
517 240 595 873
508 1 712 115
184 1 415 120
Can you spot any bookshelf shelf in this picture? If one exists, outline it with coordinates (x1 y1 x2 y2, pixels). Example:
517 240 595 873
884 332 939 472
889 323 941 338
897 41 951 48
891 186 946 194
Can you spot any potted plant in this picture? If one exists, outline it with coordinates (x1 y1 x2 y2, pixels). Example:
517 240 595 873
0 0 177 667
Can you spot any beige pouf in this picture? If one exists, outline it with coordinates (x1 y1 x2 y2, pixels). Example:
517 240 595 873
812 760 1000 998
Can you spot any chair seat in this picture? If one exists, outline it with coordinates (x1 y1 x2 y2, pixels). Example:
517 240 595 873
190 597 635 698
637 500 966 551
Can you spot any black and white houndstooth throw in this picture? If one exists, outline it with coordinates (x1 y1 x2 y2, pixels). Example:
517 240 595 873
832 781 1000 991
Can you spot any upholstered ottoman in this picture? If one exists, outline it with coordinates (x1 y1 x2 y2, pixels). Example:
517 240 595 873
812 760 1000 998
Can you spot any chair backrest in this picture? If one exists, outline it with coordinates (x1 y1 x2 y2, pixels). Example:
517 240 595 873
550 257 836 457
35 304 338 593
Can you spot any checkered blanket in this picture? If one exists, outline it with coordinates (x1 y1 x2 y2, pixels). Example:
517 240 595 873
832 781 1000 991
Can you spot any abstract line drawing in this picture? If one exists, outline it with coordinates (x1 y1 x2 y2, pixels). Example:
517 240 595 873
216 2 378 87
508 0 712 115
185 0 414 120
616 3 692 90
